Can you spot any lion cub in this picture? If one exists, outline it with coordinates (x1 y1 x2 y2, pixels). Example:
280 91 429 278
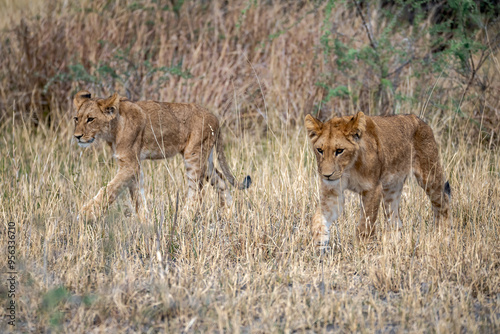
305 112 450 246
73 90 251 220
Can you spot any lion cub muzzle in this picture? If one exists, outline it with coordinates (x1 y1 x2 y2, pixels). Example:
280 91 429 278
321 170 342 181
74 134 95 147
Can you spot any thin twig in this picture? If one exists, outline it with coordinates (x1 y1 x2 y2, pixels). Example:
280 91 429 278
387 56 414 78
283 2 322 32
351 0 378 50
457 49 486 111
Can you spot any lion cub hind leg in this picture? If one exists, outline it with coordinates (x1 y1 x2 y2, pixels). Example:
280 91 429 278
412 123 451 227
382 180 405 231
356 184 383 241
183 150 208 211
206 149 232 207
413 167 451 227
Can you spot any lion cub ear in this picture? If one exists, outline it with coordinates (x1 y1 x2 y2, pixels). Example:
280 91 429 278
304 114 323 141
73 90 91 110
98 93 120 118
348 111 366 140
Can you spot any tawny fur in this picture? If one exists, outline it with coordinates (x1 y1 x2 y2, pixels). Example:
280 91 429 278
304 112 450 246
73 90 251 220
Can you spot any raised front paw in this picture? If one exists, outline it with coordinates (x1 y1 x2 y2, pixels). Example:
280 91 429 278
78 200 100 221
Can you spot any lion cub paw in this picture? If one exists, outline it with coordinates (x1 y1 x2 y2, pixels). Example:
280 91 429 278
355 223 377 243
78 200 101 222
313 230 331 253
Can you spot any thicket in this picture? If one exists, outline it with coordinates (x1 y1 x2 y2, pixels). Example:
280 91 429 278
0 0 499 143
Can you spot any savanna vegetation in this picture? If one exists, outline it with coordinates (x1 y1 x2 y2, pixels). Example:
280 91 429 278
0 0 499 332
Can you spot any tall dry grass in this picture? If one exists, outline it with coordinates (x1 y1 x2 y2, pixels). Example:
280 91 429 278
1 106 499 332
0 0 499 332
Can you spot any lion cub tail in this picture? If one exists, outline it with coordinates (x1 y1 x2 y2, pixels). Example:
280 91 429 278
215 133 252 190
444 181 451 197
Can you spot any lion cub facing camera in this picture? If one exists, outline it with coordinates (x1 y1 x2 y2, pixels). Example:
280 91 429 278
73 90 251 220
305 112 450 246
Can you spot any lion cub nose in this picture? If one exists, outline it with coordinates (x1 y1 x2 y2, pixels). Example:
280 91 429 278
75 134 83 140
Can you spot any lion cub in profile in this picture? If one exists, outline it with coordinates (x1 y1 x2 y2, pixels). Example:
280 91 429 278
305 112 450 246
73 90 251 220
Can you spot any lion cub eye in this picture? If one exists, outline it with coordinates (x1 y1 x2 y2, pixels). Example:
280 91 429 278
335 149 344 156
317 148 324 154
87 117 95 123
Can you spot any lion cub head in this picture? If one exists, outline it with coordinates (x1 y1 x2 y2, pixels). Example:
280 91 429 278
305 112 366 181
73 91 120 147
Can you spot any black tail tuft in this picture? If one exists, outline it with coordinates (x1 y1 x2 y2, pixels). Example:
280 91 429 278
444 181 451 197
242 175 252 189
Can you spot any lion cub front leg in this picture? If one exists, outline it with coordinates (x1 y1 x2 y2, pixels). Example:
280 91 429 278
312 184 344 250
182 143 212 213
80 196 101 221
81 162 139 220
356 184 382 241
81 186 117 221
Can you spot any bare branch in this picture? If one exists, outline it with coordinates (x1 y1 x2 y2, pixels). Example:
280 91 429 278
351 0 378 50
387 56 414 78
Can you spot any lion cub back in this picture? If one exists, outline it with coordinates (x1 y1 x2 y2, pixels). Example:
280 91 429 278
369 114 428 175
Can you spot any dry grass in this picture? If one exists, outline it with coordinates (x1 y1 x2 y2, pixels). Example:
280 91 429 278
1 110 499 332
0 0 499 332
